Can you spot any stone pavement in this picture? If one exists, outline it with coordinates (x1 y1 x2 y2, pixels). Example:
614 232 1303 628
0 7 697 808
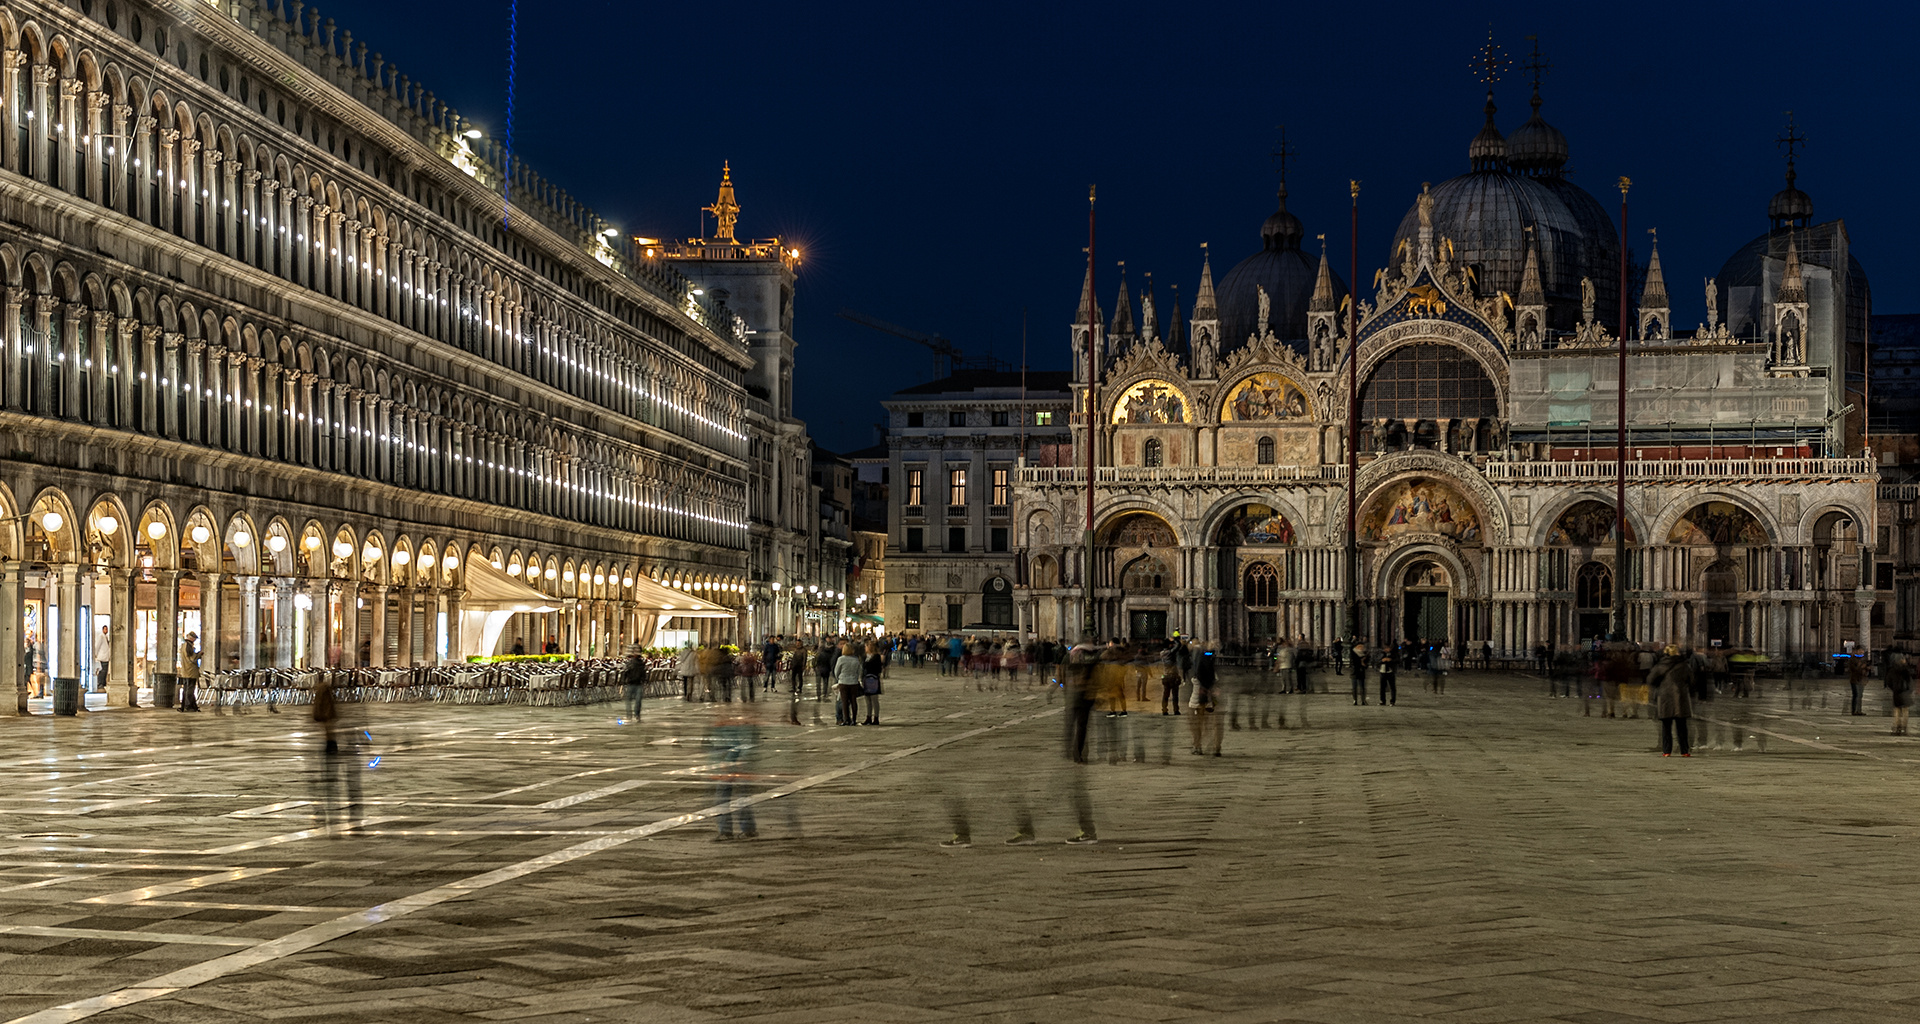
1 664 1917 1024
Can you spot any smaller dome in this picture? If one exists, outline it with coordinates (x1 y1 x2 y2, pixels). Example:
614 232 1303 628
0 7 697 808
1262 188 1305 252
1468 93 1506 171
1506 91 1567 175
1769 166 1813 227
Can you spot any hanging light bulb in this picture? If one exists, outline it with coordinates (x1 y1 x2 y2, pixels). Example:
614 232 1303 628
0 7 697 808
304 534 322 551
363 544 382 562
622 576 634 587
545 566 558 580
442 551 460 570
266 534 288 553
146 521 167 541
332 539 353 559
231 529 252 547
95 514 119 536
39 511 64 533
507 563 522 576
392 549 411 566
190 524 211 545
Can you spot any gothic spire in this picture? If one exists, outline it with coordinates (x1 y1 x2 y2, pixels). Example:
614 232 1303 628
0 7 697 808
1777 230 1807 305
1110 266 1135 337
1192 249 1217 320
1640 230 1669 310
1309 237 1338 313
1074 264 1100 326
703 161 740 244
1517 230 1545 306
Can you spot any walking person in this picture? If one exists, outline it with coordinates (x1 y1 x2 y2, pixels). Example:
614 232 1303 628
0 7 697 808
1885 652 1913 736
832 643 864 726
177 631 201 712
1432 648 1450 695
1377 646 1397 706
1648 644 1696 757
1159 644 1183 715
862 643 885 725
1351 640 1369 705
621 644 647 720
676 642 698 701
1189 649 1222 756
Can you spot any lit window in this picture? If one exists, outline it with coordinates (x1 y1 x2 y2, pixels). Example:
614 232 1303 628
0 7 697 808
948 468 967 506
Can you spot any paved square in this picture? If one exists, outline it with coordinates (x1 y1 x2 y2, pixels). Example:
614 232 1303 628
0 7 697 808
2 666 1917 1023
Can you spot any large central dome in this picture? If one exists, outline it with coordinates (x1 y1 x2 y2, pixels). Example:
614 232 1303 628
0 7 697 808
1387 89 1619 334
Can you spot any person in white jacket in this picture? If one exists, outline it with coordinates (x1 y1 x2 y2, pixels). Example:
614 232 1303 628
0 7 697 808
676 643 698 702
832 644 864 726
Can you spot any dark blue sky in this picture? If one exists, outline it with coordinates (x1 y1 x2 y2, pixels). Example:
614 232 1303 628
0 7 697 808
317 0 1919 453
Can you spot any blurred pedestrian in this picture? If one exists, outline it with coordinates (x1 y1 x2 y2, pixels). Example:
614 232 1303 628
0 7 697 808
1190 649 1221 756
1649 644 1695 757
833 642 863 726
676 642 697 701
1350 640 1369 705
862 642 885 724
1377 646 1397 706
1432 648 1450 695
1886 653 1913 736
1159 644 1183 715
1847 654 1867 716
621 644 647 719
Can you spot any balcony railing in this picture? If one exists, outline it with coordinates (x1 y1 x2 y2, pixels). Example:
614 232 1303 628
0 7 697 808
1017 457 1874 488
1018 465 1345 486
1481 457 1875 481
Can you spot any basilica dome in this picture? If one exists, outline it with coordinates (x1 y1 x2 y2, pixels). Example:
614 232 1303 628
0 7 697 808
1216 186 1346 353
1387 92 1618 334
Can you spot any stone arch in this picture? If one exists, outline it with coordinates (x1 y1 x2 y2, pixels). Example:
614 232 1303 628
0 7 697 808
1331 451 1510 547
1796 500 1873 547
1650 492 1778 548
1217 363 1316 421
24 486 81 564
1350 319 1510 418
1200 492 1309 547
222 512 261 576
259 516 298 576
136 501 180 570
1368 539 1482 602
1530 490 1647 549
80 492 134 569
1092 501 1184 548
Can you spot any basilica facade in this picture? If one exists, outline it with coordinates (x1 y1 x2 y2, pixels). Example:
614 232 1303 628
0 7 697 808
1015 82 1881 658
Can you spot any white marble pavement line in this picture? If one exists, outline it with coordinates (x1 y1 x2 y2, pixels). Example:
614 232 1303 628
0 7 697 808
79 866 289 905
1 704 1063 1024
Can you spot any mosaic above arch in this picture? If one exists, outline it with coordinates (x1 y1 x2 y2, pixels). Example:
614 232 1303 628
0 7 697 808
1221 372 1310 422
1669 502 1767 546
1549 500 1636 545
1111 379 1187 424
1217 503 1296 546
1361 477 1480 544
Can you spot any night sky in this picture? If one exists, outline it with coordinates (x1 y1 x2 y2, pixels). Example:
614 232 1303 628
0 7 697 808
313 0 1919 453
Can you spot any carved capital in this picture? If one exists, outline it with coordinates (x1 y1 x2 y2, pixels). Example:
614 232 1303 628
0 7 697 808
133 114 154 134
185 339 207 356
158 128 181 146
62 303 88 323
87 91 110 112
33 295 59 317
61 79 85 98
91 310 115 332
31 63 56 85
179 138 201 158
2 51 25 73
141 325 164 345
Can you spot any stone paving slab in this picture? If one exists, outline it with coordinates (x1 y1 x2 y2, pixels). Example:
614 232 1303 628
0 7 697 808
2 668 1918 1022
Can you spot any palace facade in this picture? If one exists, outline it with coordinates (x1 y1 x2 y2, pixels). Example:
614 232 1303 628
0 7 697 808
1014 80 1882 657
0 0 793 711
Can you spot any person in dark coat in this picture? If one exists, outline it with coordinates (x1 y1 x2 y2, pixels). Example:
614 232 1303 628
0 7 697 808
1648 645 1696 757
1886 653 1913 736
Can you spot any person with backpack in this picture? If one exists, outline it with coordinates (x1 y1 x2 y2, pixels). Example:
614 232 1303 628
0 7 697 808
861 642 886 724
621 644 648 719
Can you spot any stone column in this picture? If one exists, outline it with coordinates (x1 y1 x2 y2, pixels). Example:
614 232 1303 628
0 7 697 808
1 561 23 714
237 576 260 669
156 128 179 233
0 51 23 173
366 584 388 668
53 564 81 714
109 568 134 707
1855 589 1874 657
201 571 225 679
32 295 56 416
340 580 360 667
61 302 85 419
395 587 414 666
445 589 465 663
154 568 180 707
306 578 329 668
3 286 21 410
58 78 82 192
272 580 295 667
30 64 54 181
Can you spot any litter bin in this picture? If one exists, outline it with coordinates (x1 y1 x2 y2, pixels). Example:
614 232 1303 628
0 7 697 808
152 671 177 708
52 676 80 716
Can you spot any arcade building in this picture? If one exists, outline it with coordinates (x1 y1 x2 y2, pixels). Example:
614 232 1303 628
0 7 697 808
1013 77 1879 658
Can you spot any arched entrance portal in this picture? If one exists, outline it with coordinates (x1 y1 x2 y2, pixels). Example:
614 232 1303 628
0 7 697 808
1401 560 1451 645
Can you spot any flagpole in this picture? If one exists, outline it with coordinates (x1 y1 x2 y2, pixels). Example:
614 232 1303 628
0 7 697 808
1613 176 1631 642
1083 186 1098 642
1345 180 1361 648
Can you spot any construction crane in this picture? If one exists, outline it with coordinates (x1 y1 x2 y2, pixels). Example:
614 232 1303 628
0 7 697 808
836 309 964 378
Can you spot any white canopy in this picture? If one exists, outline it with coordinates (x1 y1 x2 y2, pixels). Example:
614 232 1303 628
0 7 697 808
629 575 734 618
461 557 563 613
